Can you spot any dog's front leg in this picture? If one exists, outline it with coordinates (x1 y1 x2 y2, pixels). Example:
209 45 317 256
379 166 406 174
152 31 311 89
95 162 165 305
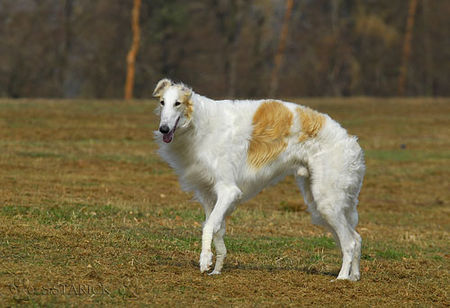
209 220 226 275
199 183 241 274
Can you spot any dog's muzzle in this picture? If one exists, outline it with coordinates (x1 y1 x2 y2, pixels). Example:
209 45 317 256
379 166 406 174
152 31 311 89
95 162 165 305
160 117 180 144
159 125 170 134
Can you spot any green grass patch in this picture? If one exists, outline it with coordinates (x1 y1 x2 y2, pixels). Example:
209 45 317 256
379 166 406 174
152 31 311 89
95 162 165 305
160 207 204 222
1 204 122 224
363 240 413 260
224 235 335 254
375 248 408 260
301 235 335 250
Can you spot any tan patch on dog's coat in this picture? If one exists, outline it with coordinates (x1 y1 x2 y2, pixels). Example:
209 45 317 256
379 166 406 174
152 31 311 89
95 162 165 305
248 101 293 169
296 107 325 142
184 100 193 119
176 85 193 119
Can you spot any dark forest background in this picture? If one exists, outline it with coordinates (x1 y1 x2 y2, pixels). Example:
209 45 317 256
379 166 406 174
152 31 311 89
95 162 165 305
0 0 448 99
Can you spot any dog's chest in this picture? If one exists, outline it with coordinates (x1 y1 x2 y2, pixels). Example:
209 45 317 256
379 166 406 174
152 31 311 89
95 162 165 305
178 159 215 192
162 144 215 191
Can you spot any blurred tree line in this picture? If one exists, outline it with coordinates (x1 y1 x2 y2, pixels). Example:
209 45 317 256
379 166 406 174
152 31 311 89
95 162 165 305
0 0 448 98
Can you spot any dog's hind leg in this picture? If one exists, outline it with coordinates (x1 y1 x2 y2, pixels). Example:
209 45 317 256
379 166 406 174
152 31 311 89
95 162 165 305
296 176 341 249
349 225 362 281
346 203 362 281
297 176 361 280
310 188 362 281
306 144 364 281
199 183 241 274
314 199 358 280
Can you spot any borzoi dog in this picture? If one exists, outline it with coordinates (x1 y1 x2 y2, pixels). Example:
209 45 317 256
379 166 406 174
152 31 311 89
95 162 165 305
153 79 365 281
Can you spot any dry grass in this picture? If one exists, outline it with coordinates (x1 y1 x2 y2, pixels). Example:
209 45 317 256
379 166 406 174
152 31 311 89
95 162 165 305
0 98 448 306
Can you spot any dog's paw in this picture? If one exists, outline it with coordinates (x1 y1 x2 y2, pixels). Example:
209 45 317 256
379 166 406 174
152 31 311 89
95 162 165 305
199 251 213 273
208 270 221 276
349 273 360 281
331 274 359 282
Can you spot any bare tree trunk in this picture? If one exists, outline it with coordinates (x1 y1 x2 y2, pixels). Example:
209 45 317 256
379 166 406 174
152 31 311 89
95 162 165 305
125 0 141 100
269 0 294 97
398 0 418 96
422 0 434 96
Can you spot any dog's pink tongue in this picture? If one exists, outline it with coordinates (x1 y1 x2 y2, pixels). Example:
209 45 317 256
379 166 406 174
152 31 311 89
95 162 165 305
163 131 174 143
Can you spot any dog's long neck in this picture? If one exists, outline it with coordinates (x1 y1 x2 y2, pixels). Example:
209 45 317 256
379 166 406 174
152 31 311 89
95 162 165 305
188 92 222 133
166 92 217 149
160 92 221 171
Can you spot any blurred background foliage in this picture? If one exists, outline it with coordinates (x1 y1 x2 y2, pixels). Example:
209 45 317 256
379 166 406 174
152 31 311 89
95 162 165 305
0 0 448 98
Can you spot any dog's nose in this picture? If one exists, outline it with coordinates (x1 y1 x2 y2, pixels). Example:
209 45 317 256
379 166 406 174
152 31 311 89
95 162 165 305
159 125 170 134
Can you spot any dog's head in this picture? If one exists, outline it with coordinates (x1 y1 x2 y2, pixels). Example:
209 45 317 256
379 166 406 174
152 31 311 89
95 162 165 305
153 78 193 143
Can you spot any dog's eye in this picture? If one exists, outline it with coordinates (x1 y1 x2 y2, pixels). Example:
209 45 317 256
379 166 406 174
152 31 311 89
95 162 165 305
160 101 165 106
175 101 181 106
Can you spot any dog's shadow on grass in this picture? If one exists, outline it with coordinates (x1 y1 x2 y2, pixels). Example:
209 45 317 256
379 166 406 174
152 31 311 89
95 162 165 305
185 260 337 278
149 257 337 278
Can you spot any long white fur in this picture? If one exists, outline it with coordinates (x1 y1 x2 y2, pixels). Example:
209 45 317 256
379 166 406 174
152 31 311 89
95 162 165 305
153 79 366 281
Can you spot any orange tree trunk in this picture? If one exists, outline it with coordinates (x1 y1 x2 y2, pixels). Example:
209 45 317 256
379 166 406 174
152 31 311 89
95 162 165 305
125 0 142 100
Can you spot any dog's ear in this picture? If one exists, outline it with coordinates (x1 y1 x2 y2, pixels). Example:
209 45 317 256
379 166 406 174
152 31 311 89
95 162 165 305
153 78 173 97
179 85 192 101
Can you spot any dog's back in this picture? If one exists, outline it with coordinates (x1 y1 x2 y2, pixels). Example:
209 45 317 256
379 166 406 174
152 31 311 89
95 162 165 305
157 97 362 203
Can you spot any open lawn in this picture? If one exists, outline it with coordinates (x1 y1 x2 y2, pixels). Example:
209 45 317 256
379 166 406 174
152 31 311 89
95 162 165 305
0 98 449 306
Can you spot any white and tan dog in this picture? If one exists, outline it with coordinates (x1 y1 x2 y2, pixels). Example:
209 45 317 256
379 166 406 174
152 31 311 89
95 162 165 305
153 79 365 281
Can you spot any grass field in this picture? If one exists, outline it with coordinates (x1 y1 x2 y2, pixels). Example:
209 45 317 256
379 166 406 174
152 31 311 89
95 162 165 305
0 98 449 306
